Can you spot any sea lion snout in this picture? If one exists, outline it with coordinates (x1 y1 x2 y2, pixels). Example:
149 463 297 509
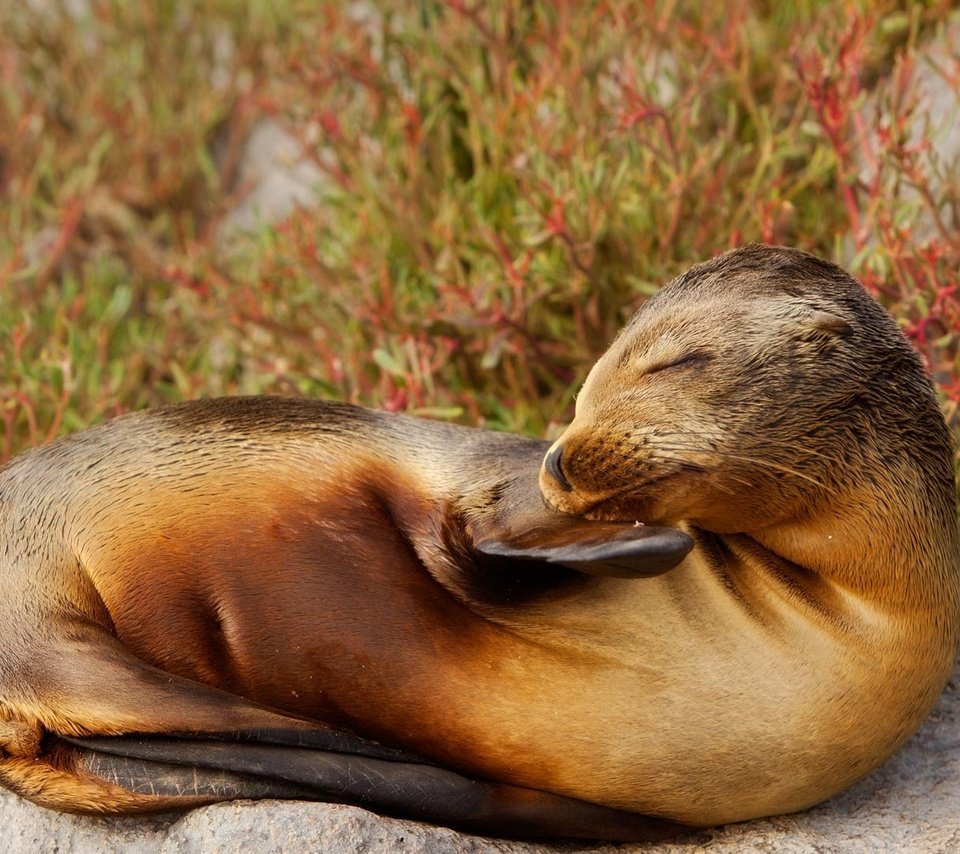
542 444 572 493
539 425 654 518
539 429 605 515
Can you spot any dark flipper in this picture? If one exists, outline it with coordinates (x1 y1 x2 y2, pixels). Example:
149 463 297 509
464 460 693 580
62 733 685 841
474 521 693 579
147 726 431 764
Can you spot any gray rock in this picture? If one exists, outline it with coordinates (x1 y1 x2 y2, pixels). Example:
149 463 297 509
216 119 328 246
2 659 958 853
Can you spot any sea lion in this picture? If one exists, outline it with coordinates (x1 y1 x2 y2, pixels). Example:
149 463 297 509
0 245 956 842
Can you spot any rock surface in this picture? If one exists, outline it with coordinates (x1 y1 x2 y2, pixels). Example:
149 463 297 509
216 119 328 246
2 660 958 853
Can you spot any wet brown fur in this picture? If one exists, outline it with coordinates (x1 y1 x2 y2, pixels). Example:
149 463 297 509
0 245 958 831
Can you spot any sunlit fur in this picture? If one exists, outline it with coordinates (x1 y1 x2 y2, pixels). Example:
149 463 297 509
536 244 960 817
0 246 957 832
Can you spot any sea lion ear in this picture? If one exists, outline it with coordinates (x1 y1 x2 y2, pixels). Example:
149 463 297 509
809 310 853 338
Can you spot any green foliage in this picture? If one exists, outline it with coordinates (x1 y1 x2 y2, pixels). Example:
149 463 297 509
2 0 959 461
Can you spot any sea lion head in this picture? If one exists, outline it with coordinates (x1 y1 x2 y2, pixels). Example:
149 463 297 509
540 245 952 534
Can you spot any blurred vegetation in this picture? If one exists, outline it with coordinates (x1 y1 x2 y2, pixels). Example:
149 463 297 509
2 0 960 463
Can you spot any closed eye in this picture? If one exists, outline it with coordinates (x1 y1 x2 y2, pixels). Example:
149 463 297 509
647 351 713 375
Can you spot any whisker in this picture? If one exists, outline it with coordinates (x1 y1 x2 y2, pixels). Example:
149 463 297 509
649 454 743 496
654 443 830 490
633 429 841 464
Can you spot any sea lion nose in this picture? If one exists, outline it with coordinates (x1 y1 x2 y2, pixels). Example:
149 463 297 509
543 444 572 492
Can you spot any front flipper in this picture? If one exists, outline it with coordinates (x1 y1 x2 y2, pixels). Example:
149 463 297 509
463 458 693 580
474 520 693 579
61 732 685 841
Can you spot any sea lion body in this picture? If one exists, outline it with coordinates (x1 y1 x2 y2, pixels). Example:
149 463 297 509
0 246 957 838
0 399 695 837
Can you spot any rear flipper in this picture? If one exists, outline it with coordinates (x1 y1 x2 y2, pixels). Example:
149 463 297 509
0 630 683 840
58 731 685 841
0 628 419 813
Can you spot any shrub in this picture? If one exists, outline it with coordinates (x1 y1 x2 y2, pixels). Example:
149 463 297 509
2 1 958 463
